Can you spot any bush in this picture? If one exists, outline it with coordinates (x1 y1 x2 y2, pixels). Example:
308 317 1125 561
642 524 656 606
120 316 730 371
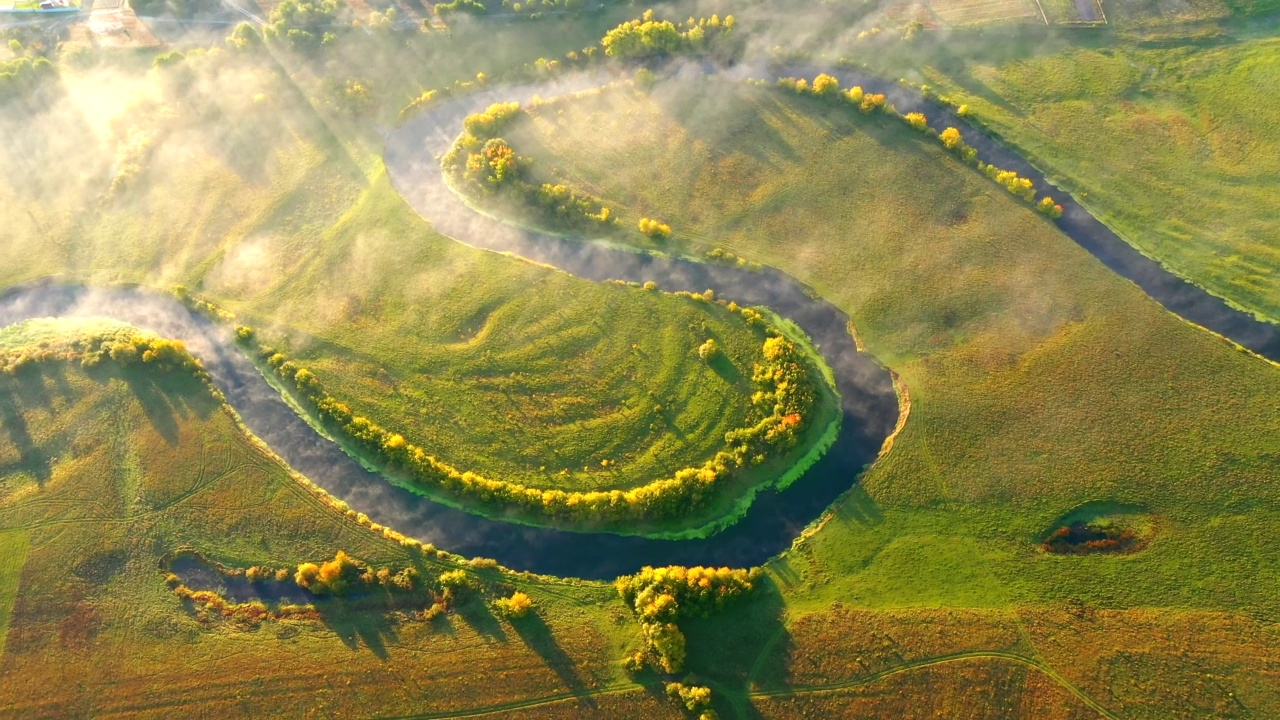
666 682 713 712
811 73 839 96
1036 196 1064 219
638 217 672 239
903 112 928 131
601 10 734 59
294 550 363 595
698 338 719 361
494 591 533 617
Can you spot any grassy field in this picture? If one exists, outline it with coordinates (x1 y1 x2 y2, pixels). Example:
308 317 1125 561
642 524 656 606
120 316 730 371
493 75 1280 714
2 12 1280 717
0 35 823 509
0 323 656 717
900 30 1280 323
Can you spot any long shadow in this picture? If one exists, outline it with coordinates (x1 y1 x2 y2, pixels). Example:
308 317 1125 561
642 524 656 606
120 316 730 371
680 578 790 716
510 612 595 705
117 368 218 445
454 593 509 642
0 372 52 486
121 371 183 446
313 597 399 660
707 352 745 389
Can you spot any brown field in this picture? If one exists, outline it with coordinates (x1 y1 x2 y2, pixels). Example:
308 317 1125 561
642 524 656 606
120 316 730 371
751 658 1099 719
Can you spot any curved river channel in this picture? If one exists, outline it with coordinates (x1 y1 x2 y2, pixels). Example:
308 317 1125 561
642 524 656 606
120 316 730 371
4 65 1277 580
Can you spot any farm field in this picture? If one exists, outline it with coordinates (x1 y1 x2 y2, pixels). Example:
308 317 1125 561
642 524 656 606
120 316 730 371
1 1 1278 718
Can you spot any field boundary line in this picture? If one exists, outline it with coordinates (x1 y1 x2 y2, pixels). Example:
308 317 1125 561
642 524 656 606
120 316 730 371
383 682 643 719
748 650 1120 719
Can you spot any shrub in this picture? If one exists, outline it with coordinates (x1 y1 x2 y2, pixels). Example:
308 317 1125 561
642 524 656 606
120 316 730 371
811 73 839 96
698 338 719 361
859 92 887 113
903 112 928 131
638 217 672 239
1036 196 1064 219
294 550 363 595
494 591 533 617
666 682 713 712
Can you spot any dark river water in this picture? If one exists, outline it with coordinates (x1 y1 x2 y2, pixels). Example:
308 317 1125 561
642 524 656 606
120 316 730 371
3 64 1274 581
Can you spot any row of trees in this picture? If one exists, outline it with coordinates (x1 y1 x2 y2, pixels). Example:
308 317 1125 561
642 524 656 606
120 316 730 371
293 550 423 595
601 10 735 59
617 565 760 674
243 317 815 526
778 73 1065 220
442 103 620 232
0 328 209 380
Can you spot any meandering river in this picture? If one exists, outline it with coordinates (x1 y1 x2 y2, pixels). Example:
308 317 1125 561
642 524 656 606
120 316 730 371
3 63 1275 580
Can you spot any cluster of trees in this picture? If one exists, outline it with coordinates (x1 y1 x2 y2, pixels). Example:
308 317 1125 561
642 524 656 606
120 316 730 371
638 217 672 239
463 101 521 137
250 322 814 526
601 10 735 59
723 335 814 464
0 54 56 104
704 247 758 270
443 104 618 231
0 328 209 380
493 591 533 617
530 183 613 225
294 550 423 596
617 565 760 674
777 74 1066 222
666 682 717 719
263 0 343 51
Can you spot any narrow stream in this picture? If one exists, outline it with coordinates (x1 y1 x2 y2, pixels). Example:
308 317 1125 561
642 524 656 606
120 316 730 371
6 63 1271 581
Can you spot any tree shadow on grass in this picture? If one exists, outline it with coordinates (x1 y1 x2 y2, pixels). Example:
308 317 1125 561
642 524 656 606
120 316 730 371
707 352 746 390
0 370 54 486
313 598 399 660
681 576 791 718
510 612 595 704
835 484 884 527
118 367 218 446
454 594 508 642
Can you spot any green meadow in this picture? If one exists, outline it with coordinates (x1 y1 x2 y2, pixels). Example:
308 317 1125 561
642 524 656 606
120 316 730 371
0 4 1277 717
897 29 1280 322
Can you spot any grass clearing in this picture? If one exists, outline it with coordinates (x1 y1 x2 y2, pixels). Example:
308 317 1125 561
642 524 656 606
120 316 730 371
0 38 823 522
490 73 1280 714
0 342 642 716
0 530 29 659
909 32 1280 322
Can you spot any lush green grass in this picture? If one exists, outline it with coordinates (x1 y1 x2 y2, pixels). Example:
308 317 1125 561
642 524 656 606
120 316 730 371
258 179 776 494
0 41 819 507
907 32 1280 322
0 331 659 716
493 75 1280 713
3 17 1280 717
0 530 28 660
